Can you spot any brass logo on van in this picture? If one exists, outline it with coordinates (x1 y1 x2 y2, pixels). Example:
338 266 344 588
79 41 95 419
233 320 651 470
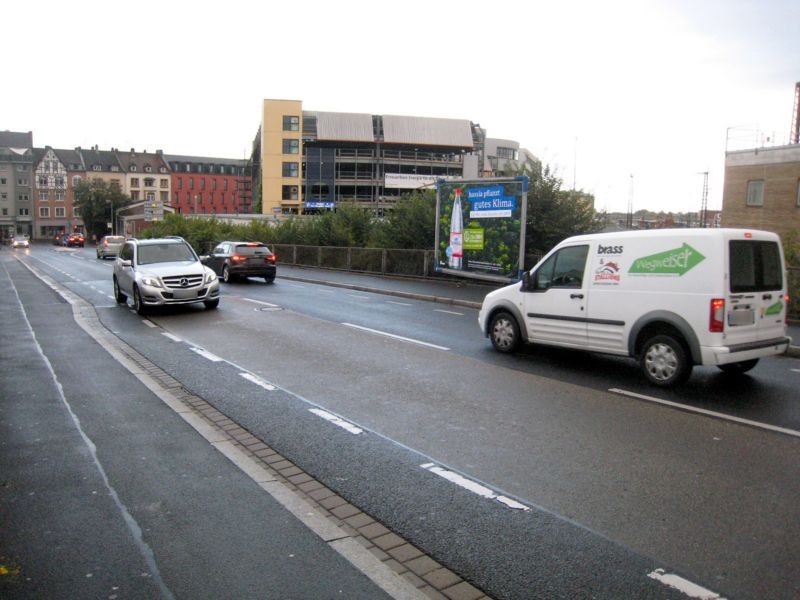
629 243 705 276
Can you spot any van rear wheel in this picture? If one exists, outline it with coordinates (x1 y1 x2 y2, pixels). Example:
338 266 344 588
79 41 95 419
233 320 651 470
640 334 691 387
489 312 520 353
718 359 759 375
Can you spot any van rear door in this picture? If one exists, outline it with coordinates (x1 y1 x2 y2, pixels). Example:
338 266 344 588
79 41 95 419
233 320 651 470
727 237 786 343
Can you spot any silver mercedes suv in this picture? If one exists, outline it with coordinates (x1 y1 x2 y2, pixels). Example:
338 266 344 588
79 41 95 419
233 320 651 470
113 236 220 315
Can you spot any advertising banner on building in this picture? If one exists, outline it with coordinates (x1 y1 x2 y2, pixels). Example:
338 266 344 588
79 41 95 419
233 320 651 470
435 177 528 282
385 173 454 189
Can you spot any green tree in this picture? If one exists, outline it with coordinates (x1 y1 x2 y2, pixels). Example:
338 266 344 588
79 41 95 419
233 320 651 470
73 180 132 242
369 190 436 249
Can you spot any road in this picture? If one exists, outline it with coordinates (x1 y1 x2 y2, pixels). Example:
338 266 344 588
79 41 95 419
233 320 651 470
5 243 800 600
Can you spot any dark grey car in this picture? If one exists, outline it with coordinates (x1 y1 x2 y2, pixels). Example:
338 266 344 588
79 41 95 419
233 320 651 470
201 241 277 284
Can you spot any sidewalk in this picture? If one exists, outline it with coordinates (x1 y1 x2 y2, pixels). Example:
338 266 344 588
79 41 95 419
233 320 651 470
275 264 800 356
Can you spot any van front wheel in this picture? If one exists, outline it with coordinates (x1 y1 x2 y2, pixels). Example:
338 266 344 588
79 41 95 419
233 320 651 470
640 334 691 387
489 312 520 353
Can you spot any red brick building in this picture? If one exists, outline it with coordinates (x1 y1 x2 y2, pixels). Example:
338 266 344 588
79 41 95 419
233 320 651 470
165 155 249 215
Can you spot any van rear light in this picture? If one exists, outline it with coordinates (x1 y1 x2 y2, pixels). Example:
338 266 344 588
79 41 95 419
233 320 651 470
710 298 725 332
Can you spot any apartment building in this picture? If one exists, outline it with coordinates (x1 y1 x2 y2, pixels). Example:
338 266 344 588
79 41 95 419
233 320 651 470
721 144 800 241
32 147 84 239
259 99 524 216
165 154 248 215
0 130 34 240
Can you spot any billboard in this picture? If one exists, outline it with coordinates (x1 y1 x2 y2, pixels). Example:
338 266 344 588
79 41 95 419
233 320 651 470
435 177 528 282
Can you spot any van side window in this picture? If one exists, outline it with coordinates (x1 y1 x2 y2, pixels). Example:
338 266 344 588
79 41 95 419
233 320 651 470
729 241 783 292
533 245 589 290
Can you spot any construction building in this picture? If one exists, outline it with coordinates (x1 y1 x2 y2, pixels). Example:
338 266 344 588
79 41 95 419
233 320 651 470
256 99 536 216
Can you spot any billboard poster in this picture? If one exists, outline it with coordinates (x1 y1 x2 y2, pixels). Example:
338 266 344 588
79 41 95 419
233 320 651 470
435 177 528 282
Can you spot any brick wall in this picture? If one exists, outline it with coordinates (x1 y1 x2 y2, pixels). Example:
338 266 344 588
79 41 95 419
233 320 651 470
721 148 800 242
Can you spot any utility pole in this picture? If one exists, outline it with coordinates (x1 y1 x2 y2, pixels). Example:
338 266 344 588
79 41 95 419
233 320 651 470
626 174 634 229
699 171 709 228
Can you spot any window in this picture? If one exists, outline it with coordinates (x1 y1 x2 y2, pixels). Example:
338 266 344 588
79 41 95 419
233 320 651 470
39 191 48 201
55 191 65 201
1 208 6 215
144 178 155 187
223 180 228 191
144 165 152 172
496 146 518 160
130 165 137 172
72 176 82 186
283 139 300 154
200 179 205 190
282 185 298 200
177 178 182 190
282 162 299 178
111 165 119 172
160 178 168 188
283 115 300 131
0 178 5 184
533 245 589 290
19 208 30 216
73 207 81 217
131 191 140 200
730 240 783 292
38 176 48 187
55 207 65 217
189 178 194 189
145 192 155 201
39 207 50 217
92 165 101 171
131 178 140 187
160 191 168 201
18 178 29 186
55 177 64 187
746 180 764 206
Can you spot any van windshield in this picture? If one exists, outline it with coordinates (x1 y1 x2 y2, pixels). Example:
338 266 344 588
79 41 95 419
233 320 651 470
729 240 782 293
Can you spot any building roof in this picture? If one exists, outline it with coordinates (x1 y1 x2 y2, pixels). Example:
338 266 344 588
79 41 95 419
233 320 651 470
382 115 473 148
164 154 247 167
0 130 33 149
115 149 169 173
54 148 85 171
79 147 123 172
314 112 374 142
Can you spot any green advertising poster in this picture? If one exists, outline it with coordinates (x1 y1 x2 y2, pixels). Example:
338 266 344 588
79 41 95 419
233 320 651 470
435 177 528 281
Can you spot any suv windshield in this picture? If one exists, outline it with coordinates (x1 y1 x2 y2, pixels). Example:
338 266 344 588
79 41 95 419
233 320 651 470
138 242 197 265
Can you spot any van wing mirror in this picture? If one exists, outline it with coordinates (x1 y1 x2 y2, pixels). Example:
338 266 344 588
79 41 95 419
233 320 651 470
521 271 532 290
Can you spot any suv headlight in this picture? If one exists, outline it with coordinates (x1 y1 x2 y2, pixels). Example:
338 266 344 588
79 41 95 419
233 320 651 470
204 268 218 284
140 275 162 288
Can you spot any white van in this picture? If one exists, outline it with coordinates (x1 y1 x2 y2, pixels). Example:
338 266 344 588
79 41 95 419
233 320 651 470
478 229 791 386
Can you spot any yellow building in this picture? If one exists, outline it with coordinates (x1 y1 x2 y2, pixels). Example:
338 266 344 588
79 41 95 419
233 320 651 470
261 99 303 216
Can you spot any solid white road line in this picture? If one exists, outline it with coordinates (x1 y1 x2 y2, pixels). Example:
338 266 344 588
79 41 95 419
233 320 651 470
189 347 223 362
161 332 182 342
341 323 450 351
309 408 363 435
610 388 800 439
420 463 529 511
239 372 276 391
647 569 725 599
238 297 281 308
433 309 464 316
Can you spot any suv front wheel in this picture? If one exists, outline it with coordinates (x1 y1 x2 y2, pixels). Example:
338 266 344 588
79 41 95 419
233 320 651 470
133 285 148 315
113 277 127 304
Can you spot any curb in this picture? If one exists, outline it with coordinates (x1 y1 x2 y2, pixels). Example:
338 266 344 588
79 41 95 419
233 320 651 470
278 274 484 310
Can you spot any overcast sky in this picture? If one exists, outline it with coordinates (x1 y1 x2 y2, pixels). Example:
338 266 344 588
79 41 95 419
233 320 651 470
3 0 798 214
